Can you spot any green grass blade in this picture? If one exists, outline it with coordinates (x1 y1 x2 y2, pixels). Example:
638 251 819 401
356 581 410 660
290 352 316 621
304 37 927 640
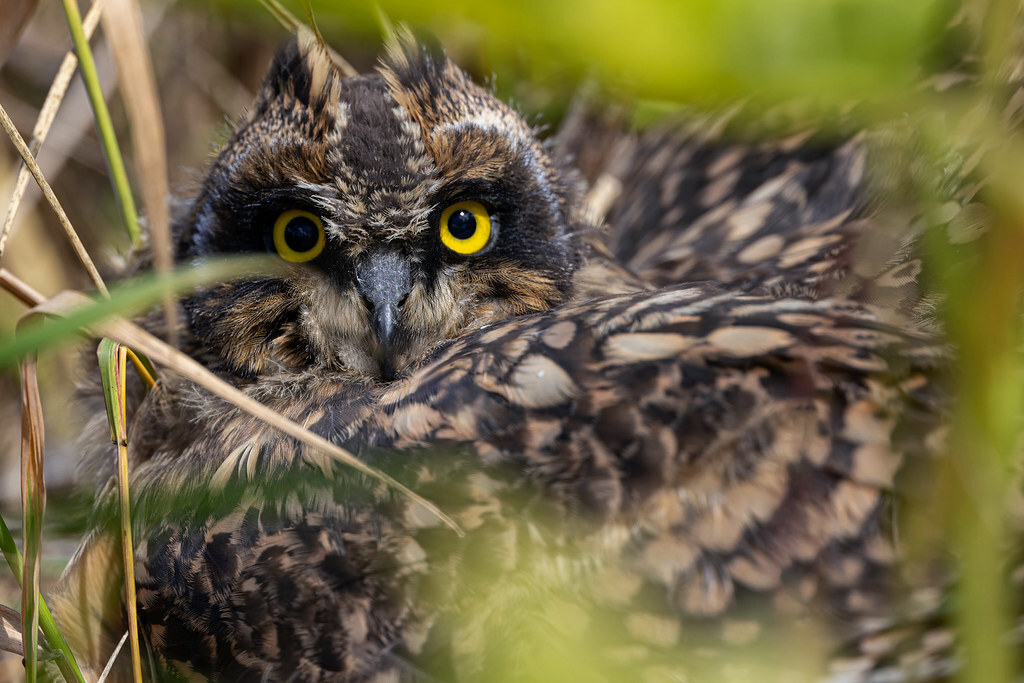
0 516 20 587
0 514 85 683
0 255 279 368
60 0 141 247
925 208 1022 683
97 339 144 682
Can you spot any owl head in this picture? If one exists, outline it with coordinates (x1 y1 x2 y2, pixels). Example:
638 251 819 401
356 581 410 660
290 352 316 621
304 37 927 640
177 32 591 381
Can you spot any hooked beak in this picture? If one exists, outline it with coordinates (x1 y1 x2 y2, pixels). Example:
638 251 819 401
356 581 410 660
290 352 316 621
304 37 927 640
355 249 411 374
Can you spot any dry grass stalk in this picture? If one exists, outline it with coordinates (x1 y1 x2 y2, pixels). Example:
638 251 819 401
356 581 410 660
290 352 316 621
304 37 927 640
0 0 103 259
260 0 358 76
0 104 107 295
0 604 24 657
96 630 129 683
0 266 44 307
100 0 177 347
19 356 44 680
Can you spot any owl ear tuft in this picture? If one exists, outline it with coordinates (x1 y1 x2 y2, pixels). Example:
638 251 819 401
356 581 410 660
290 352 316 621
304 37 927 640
379 27 448 88
254 29 342 116
379 28 528 148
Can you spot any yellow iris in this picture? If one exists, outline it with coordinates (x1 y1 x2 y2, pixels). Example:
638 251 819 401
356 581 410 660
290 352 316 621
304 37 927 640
273 209 325 262
439 200 492 254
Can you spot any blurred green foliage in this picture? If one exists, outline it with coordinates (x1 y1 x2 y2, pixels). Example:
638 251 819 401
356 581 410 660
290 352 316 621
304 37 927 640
0 256 280 368
203 0 950 108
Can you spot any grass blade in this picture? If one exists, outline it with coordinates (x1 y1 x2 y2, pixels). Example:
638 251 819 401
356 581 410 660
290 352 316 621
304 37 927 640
61 0 141 247
96 630 129 683
97 339 144 682
0 516 21 588
927 208 1022 683
20 356 44 682
0 0 102 260
0 102 107 295
0 256 277 367
0 514 85 682
258 0 358 76
100 0 177 346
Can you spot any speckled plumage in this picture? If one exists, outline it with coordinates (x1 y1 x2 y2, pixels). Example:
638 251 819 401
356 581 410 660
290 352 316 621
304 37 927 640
53 28 980 683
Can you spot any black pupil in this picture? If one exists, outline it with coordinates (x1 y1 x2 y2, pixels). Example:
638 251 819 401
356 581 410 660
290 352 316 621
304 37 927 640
284 216 319 253
448 209 477 240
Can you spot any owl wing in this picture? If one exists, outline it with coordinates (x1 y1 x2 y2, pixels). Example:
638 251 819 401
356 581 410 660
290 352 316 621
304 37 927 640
118 283 944 680
557 105 882 291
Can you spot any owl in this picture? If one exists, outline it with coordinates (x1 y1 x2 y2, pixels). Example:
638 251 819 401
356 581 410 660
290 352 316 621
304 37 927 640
52 29 959 682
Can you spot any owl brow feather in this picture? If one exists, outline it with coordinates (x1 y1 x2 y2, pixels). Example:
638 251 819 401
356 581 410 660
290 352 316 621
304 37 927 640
378 30 533 155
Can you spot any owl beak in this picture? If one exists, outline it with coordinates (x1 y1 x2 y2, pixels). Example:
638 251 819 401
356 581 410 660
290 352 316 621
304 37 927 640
355 249 411 371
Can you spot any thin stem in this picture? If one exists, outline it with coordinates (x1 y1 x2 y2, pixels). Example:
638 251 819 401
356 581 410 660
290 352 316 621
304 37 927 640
0 514 85 683
0 268 45 307
0 104 108 296
98 340 144 682
61 0 142 247
0 0 103 259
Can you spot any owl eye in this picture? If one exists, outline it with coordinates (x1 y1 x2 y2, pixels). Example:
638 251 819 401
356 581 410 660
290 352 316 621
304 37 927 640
439 200 492 255
273 209 325 262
